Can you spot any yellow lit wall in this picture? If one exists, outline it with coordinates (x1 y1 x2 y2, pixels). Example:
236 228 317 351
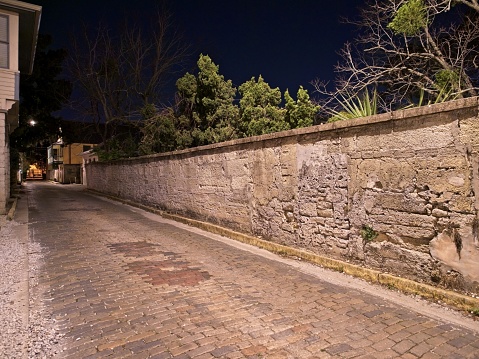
63 143 95 165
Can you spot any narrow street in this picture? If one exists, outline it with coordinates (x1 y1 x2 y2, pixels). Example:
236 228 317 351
23 182 479 358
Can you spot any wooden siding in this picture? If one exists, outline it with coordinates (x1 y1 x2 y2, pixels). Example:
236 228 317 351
0 69 18 101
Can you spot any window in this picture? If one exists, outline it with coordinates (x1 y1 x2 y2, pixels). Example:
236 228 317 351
0 15 8 68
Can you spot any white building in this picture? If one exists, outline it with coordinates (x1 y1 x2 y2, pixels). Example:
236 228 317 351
0 0 41 213
79 148 98 186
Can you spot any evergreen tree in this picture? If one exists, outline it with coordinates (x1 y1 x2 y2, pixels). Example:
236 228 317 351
238 75 287 137
284 86 320 128
140 56 318 154
176 54 239 146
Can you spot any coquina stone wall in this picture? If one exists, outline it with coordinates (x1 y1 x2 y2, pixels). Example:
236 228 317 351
87 97 479 293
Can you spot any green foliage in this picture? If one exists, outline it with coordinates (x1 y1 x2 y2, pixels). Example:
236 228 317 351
176 73 197 113
327 111 353 123
95 133 139 161
139 105 177 155
361 225 378 242
388 0 428 36
138 55 318 155
435 70 460 92
415 85 456 107
327 90 378 122
404 70 458 108
176 54 239 146
238 76 288 136
284 86 320 128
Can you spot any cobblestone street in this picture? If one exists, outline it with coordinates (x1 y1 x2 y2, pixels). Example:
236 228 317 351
23 182 479 358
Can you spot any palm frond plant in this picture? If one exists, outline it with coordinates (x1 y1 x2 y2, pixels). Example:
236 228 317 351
327 89 378 122
416 86 457 107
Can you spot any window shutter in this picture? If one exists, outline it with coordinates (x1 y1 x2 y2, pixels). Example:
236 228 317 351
0 16 7 42
0 15 8 68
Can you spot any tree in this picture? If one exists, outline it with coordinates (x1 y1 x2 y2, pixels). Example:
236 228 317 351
238 75 287 137
138 104 177 154
313 0 479 111
11 34 72 163
175 54 239 147
69 8 188 156
284 86 320 127
140 56 319 155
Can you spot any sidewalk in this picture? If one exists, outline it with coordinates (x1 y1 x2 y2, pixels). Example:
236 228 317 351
0 187 29 358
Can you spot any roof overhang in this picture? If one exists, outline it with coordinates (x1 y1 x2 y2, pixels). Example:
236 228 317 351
0 0 41 74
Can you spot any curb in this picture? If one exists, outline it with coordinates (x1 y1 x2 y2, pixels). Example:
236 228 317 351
89 190 479 313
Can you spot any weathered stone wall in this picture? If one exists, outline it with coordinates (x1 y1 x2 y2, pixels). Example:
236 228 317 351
87 98 479 293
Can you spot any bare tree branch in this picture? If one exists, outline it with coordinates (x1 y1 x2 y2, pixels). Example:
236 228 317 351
313 0 479 113
68 8 188 153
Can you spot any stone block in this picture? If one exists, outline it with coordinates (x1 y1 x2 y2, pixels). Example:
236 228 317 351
298 202 316 217
316 209 333 218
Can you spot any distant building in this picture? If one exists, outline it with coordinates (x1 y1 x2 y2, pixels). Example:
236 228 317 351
0 0 41 214
79 148 98 186
47 140 97 184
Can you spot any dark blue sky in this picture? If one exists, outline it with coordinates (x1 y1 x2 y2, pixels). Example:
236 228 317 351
31 0 363 98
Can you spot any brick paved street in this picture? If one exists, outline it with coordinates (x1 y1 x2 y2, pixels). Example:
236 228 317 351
26 182 479 358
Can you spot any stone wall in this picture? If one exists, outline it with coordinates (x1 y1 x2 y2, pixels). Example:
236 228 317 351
87 97 479 293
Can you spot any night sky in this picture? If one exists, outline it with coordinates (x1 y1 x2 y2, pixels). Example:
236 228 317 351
30 0 364 99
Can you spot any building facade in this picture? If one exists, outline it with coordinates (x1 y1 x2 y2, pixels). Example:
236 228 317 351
0 0 41 213
47 141 96 184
